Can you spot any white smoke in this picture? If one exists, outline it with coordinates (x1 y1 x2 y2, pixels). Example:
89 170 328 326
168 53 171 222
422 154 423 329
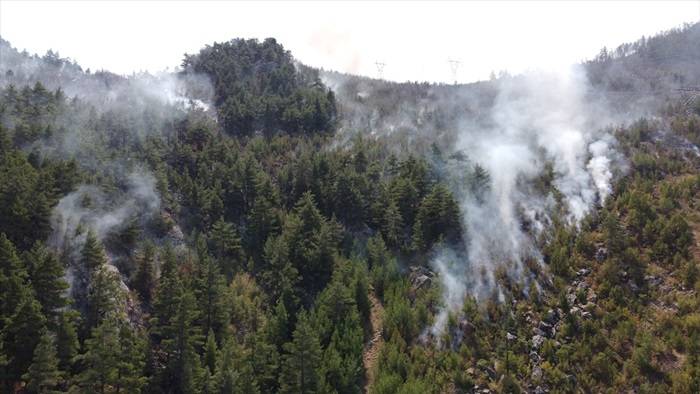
430 65 620 334
50 169 161 251
50 168 161 297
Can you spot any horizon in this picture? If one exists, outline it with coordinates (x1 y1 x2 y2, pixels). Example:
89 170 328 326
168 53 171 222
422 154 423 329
1 0 698 84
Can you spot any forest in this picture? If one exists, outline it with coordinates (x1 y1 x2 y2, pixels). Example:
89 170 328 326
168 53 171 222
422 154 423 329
0 23 699 394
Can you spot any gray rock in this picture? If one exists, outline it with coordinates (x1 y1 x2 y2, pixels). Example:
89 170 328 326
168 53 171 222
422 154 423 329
629 281 639 293
576 281 589 292
459 319 476 337
543 309 559 324
538 321 553 337
586 289 597 303
532 334 545 349
531 366 543 382
645 275 663 287
596 247 607 262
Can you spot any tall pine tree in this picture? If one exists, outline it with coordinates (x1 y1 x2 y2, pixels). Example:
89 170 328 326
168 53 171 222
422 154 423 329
23 330 60 394
279 310 322 394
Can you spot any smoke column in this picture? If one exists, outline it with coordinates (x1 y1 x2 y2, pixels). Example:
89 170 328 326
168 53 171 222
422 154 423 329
430 65 621 334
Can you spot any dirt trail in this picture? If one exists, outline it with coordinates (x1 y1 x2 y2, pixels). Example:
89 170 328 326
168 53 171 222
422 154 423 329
362 288 385 393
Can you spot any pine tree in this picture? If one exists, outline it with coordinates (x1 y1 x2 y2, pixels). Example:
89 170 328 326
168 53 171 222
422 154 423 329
24 242 69 322
115 324 147 393
269 299 291 350
74 317 120 394
158 288 203 394
246 173 281 260
283 192 339 298
3 296 47 382
381 199 404 249
247 322 279 393
56 311 79 374
279 311 322 394
214 335 259 394
260 235 299 311
151 247 181 342
133 242 156 305
81 231 108 272
0 233 29 327
87 264 125 330
23 330 60 394
470 164 490 203
204 329 218 375
603 213 627 256
193 239 228 340
209 217 244 281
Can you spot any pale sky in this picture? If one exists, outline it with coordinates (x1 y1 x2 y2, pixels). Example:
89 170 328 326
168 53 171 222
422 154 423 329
1 1 698 83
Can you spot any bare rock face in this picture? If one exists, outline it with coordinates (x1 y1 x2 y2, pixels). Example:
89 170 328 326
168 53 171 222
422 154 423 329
160 211 185 246
408 265 435 297
532 334 546 349
531 366 543 383
543 308 559 324
587 288 598 303
595 247 608 262
459 318 476 337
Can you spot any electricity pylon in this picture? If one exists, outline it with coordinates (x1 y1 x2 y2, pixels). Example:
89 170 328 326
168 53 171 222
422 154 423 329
375 61 386 80
448 59 462 84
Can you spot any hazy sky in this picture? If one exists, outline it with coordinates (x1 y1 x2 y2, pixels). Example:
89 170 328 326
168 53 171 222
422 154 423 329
1 1 698 83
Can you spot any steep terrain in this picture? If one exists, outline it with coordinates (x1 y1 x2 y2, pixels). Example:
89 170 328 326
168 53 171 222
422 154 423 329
0 22 698 394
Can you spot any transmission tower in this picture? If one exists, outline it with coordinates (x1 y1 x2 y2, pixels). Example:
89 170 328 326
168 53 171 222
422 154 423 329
448 59 462 84
375 61 386 80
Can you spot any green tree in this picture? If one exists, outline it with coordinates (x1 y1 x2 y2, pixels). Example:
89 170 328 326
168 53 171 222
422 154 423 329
209 217 244 281
603 213 627 256
470 164 491 203
193 240 228 340
24 242 69 322
150 247 181 343
56 311 79 374
214 335 259 394
81 231 108 272
204 329 218 375
0 233 29 327
279 311 322 394
260 235 299 311
115 324 147 393
74 317 120 394
158 288 203 394
381 199 404 249
87 264 125 330
133 242 156 305
23 331 60 394
3 296 47 383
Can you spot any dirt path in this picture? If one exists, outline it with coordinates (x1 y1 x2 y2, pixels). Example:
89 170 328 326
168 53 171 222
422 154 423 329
362 288 385 393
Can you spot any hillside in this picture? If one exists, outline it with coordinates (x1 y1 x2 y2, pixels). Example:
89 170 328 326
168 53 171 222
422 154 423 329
0 23 699 394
